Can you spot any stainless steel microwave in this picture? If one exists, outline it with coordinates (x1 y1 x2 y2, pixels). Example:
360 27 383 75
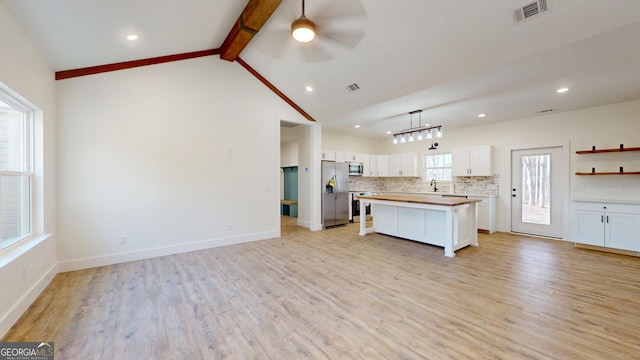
348 162 363 176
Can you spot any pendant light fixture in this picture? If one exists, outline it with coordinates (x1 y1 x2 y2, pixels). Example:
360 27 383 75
392 110 443 144
291 0 316 43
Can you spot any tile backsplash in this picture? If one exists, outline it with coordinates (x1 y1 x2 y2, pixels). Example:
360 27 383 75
349 175 499 196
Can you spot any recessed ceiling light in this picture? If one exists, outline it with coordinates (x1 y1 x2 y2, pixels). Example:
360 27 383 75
126 34 138 41
557 87 569 93
354 125 360 128
386 131 392 134
305 86 313 92
478 113 487 118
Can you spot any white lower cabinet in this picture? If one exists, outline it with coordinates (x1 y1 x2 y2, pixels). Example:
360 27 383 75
573 201 640 252
469 196 497 234
374 205 445 246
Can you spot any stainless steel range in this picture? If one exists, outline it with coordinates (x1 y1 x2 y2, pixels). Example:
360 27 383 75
349 191 371 223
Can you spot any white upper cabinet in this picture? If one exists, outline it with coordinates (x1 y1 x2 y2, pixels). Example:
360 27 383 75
369 155 378 177
321 150 336 161
360 154 371 177
389 153 418 177
345 152 358 162
452 146 493 176
376 155 389 176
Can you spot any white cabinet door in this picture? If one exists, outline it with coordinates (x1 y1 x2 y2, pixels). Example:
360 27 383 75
469 196 497 233
360 154 371 177
335 151 346 163
574 210 605 246
369 155 378 177
452 146 493 176
451 148 471 176
389 154 403 176
345 152 358 162
475 199 488 230
401 153 418 177
398 207 426 242
606 212 640 251
375 205 398 235
377 155 389 176
469 146 493 176
321 150 336 161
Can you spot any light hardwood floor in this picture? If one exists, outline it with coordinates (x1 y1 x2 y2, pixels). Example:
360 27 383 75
4 217 640 359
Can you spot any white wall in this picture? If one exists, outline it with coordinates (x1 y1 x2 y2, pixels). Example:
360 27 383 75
0 4 57 338
295 123 322 231
322 131 381 154
56 56 306 270
375 100 640 236
280 140 299 167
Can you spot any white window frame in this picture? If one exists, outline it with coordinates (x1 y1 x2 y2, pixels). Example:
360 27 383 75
0 88 34 249
424 152 452 182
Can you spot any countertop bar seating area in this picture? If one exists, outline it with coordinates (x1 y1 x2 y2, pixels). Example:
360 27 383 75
356 194 481 257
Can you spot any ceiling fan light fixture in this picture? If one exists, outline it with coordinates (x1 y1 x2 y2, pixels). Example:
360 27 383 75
291 16 316 43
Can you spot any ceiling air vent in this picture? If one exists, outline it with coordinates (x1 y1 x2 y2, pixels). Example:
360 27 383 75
347 83 360 92
513 0 549 23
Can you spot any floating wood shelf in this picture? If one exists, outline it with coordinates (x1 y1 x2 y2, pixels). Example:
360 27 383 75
575 172 640 176
576 147 640 154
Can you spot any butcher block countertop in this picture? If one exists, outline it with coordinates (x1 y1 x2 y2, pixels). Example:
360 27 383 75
356 194 480 206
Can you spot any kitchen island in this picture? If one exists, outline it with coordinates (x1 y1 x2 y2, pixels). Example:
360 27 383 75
356 194 481 257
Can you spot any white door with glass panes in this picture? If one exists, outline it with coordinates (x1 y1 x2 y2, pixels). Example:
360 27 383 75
511 147 563 238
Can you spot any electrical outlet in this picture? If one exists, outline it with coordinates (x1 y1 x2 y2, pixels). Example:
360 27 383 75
226 224 232 231
120 235 127 244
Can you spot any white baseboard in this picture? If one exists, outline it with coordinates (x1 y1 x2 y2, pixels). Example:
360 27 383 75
0 262 57 339
58 231 278 273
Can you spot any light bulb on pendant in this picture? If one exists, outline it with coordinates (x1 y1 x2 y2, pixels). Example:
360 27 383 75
291 0 316 43
436 127 443 138
427 129 433 139
392 135 398 144
408 133 414 142
417 131 424 141
400 134 406 143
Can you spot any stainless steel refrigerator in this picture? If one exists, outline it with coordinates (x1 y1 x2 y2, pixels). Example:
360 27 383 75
322 161 349 228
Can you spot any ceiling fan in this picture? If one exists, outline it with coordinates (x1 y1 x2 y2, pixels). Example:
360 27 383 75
250 0 367 63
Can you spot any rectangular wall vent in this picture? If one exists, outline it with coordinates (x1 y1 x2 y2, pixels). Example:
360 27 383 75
347 83 360 92
514 0 549 23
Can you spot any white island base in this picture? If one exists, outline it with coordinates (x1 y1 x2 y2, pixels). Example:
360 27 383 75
357 194 480 257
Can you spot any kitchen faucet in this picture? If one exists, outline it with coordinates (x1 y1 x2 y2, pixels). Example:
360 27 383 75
430 178 438 192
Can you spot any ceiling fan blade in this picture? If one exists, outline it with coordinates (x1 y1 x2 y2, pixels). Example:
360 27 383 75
307 0 366 20
249 0 368 63
251 29 294 60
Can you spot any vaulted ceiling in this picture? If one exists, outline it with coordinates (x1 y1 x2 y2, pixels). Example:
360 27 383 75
5 0 640 139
